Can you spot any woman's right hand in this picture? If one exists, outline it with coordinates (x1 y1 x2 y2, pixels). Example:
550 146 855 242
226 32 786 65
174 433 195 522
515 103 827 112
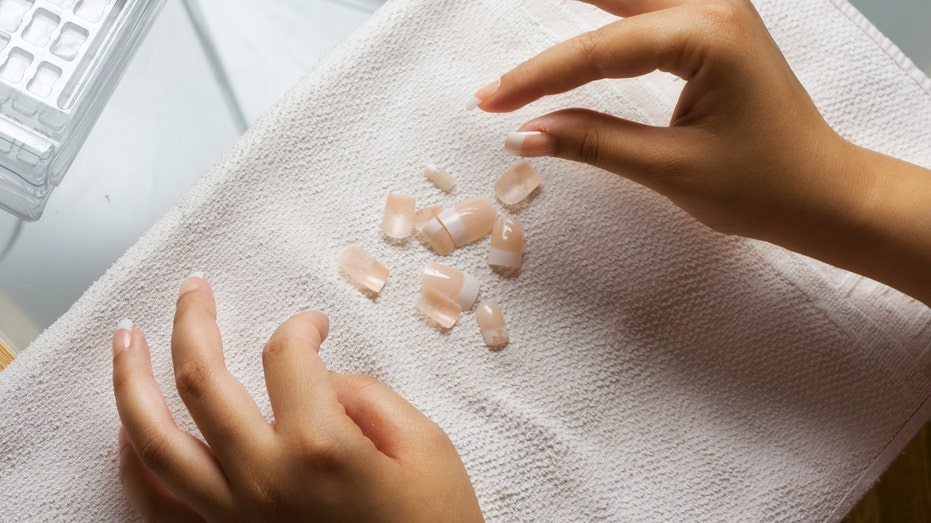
473 0 931 305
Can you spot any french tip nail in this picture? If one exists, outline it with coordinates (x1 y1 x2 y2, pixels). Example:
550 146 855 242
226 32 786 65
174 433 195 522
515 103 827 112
466 95 481 111
189 271 206 280
115 319 133 350
504 131 548 157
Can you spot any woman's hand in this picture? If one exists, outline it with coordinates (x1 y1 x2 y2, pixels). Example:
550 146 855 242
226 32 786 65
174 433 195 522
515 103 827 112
473 0 931 305
112 274 484 522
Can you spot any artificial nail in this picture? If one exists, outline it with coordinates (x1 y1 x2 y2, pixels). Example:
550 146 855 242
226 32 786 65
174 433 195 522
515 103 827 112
488 217 525 270
466 79 500 110
115 318 133 351
416 287 463 329
422 215 456 255
503 131 553 157
382 194 416 240
422 262 480 311
476 300 509 348
494 161 543 206
423 164 455 193
414 206 442 234
339 246 389 295
435 196 498 248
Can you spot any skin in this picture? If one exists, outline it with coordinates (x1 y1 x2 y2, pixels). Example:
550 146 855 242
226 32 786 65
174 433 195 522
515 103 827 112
114 0 931 519
113 275 484 522
477 0 931 306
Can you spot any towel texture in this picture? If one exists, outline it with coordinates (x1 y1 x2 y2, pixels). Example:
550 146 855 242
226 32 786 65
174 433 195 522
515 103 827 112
2 0 931 520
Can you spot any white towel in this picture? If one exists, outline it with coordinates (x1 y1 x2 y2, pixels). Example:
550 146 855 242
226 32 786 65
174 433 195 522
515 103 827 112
2 0 930 520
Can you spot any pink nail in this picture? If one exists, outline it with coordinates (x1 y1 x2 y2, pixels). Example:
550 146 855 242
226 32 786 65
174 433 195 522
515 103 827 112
504 131 553 157
466 79 501 110
115 319 133 351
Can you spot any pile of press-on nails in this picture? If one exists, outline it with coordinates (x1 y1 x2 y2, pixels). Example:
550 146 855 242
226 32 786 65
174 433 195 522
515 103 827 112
339 160 542 349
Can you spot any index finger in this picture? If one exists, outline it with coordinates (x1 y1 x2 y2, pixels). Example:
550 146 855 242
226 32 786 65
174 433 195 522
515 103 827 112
474 6 700 113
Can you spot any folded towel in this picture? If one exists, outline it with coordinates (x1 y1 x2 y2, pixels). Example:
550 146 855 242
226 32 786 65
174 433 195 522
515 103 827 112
2 0 930 520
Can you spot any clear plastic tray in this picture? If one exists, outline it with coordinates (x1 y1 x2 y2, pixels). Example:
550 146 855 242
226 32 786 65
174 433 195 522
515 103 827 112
0 0 165 220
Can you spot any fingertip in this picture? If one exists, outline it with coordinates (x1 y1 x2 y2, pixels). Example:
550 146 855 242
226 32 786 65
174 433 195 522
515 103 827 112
178 272 208 297
298 310 330 346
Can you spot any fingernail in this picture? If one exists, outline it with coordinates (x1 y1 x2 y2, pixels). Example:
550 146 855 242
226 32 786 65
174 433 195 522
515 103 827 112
423 163 455 193
495 161 543 205
504 131 553 157
488 217 525 271
339 246 389 295
422 262 480 311
179 272 206 297
466 79 500 110
115 319 133 352
476 300 509 349
416 287 463 330
118 427 130 448
382 194 416 240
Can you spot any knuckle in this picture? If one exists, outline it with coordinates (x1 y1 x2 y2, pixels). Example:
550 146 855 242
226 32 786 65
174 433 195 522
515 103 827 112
290 431 344 471
571 128 602 166
133 431 173 475
573 31 608 77
174 358 213 400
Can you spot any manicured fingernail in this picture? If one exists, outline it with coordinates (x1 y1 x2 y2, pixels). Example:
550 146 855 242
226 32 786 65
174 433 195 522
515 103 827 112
339 246 389 295
416 287 463 330
495 160 543 205
382 194 416 240
115 319 133 351
422 262 480 311
504 131 553 157
118 427 130 448
423 163 455 193
476 300 509 349
179 272 205 296
466 79 500 110
488 217 525 271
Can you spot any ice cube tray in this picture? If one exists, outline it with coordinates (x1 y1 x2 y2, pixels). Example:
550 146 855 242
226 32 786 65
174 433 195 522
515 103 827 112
0 0 164 220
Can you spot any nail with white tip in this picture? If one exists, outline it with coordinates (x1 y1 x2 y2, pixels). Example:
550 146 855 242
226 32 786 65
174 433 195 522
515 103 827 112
467 79 501 110
488 217 525 270
423 164 455 193
504 131 553 158
422 262 480 311
115 319 133 351
476 300 509 349
382 194 416 240
495 161 543 206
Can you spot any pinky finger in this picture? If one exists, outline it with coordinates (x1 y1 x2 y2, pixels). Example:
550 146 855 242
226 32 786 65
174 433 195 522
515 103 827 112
119 428 206 523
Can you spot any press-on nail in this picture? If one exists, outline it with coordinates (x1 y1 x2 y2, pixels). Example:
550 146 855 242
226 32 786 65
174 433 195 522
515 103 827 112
422 216 456 255
414 206 442 234
339 246 389 295
115 319 133 351
488 217 525 270
504 131 553 157
495 161 542 206
382 194 416 240
416 287 463 329
476 300 509 348
435 196 498 248
467 79 500 110
422 262 480 311
423 164 455 193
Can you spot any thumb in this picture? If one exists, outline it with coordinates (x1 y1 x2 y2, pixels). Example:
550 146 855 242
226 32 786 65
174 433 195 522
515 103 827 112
330 373 449 460
505 108 695 193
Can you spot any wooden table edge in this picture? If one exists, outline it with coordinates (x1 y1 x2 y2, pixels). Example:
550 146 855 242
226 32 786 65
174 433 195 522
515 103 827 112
0 338 15 371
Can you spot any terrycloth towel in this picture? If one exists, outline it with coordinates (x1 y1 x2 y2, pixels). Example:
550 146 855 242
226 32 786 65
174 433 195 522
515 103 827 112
2 0 931 520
